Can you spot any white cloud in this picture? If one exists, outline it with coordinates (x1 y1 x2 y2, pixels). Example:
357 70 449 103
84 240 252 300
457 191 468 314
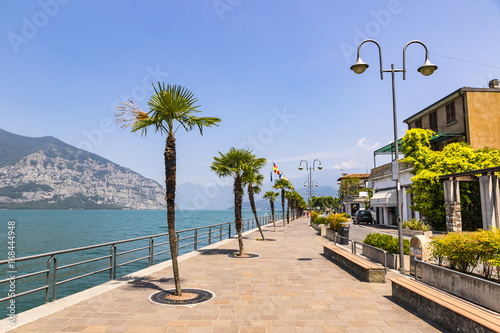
330 160 360 170
357 138 380 150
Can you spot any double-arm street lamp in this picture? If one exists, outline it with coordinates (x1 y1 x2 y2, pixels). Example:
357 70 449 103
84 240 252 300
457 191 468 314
298 159 322 221
305 180 318 210
350 39 437 273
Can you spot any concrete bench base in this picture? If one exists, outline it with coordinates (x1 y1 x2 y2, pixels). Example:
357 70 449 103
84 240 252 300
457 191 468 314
391 277 500 333
323 243 385 283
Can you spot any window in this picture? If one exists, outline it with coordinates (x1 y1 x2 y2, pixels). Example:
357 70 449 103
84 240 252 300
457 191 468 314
429 110 438 132
446 101 456 124
414 119 422 128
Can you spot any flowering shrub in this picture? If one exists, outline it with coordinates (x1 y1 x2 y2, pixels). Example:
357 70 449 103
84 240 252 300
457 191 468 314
327 214 348 232
310 211 319 223
363 233 409 255
430 228 500 278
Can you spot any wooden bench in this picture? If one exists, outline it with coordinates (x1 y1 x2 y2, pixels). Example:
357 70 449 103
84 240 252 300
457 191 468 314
391 277 500 333
323 243 385 283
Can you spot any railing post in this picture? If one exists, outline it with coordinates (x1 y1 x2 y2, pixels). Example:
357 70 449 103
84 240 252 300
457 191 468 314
229 223 231 238
46 256 56 303
46 256 58 302
110 245 117 280
194 229 198 251
148 238 154 266
220 225 223 241
208 227 212 245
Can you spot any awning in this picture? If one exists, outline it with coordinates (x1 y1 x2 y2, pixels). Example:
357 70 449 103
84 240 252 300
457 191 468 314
373 132 465 155
370 190 397 206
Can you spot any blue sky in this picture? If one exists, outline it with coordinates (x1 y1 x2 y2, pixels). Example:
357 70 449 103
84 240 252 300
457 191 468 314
1 0 499 191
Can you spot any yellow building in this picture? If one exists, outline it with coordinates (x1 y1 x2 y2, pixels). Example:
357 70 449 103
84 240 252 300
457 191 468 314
403 79 500 150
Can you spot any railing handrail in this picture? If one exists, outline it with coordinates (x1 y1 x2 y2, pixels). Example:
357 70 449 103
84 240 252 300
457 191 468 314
0 217 259 264
0 213 282 307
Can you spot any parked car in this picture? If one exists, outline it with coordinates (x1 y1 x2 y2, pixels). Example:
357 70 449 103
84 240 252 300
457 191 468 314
353 209 373 224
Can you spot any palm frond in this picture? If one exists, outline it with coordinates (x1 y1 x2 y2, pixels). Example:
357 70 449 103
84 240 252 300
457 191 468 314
114 100 151 134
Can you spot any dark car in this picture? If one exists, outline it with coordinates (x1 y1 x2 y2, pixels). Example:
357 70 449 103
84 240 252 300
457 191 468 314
353 209 373 224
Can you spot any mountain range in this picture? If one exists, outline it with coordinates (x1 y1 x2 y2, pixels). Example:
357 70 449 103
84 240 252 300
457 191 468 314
0 129 167 209
0 129 338 210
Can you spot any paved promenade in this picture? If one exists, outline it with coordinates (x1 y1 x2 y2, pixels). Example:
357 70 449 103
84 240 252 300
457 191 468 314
4 217 445 333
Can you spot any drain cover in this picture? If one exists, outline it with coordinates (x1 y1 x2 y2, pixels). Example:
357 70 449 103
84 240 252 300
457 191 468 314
227 253 260 259
150 288 214 306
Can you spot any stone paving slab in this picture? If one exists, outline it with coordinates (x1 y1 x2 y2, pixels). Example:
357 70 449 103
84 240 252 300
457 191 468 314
3 217 447 333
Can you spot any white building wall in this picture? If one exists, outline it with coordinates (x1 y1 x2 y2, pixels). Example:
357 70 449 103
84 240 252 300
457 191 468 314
369 164 416 225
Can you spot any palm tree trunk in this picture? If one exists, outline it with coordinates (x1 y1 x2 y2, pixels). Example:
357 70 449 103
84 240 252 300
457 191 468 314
270 200 276 232
248 185 265 240
165 135 182 296
286 198 290 224
234 176 244 256
281 189 285 226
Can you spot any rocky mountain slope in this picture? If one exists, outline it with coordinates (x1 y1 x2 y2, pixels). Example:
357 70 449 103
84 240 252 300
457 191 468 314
0 129 167 209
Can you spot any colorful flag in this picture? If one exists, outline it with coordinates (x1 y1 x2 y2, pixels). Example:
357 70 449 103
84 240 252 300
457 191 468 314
272 162 286 181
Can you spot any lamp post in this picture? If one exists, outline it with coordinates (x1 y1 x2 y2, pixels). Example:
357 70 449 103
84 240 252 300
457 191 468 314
350 39 437 273
298 159 322 222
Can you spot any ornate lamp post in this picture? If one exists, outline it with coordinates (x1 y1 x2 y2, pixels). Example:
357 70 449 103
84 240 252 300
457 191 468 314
350 39 437 273
298 159 322 222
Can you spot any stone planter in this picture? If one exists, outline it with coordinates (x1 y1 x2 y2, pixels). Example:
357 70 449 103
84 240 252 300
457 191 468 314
326 229 335 241
402 229 433 237
319 224 327 236
361 244 410 270
418 261 500 313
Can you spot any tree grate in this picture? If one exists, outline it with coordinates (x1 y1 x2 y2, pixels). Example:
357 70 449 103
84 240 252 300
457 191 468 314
227 253 260 258
150 288 214 306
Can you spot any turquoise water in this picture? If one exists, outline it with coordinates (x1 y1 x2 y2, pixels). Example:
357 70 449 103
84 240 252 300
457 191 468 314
0 209 273 314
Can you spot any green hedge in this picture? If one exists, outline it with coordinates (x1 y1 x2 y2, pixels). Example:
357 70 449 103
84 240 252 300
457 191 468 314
363 233 409 255
315 216 328 224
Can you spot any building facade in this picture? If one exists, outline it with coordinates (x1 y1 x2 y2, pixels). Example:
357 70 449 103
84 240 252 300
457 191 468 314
369 80 500 227
367 163 420 226
403 80 500 150
337 173 369 216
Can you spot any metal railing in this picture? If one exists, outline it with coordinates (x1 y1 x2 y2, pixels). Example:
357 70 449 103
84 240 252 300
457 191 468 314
330 233 353 248
0 213 281 306
353 241 388 274
326 229 387 274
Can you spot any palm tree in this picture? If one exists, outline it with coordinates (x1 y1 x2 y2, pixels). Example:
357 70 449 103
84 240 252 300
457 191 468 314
272 178 293 226
263 191 279 231
290 191 303 220
285 190 292 223
245 168 266 240
115 82 220 296
211 148 257 256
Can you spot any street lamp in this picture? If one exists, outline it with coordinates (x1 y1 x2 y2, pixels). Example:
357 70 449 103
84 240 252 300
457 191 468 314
298 159 322 222
350 39 437 273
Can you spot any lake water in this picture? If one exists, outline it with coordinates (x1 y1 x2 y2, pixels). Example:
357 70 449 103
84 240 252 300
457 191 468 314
0 209 274 314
